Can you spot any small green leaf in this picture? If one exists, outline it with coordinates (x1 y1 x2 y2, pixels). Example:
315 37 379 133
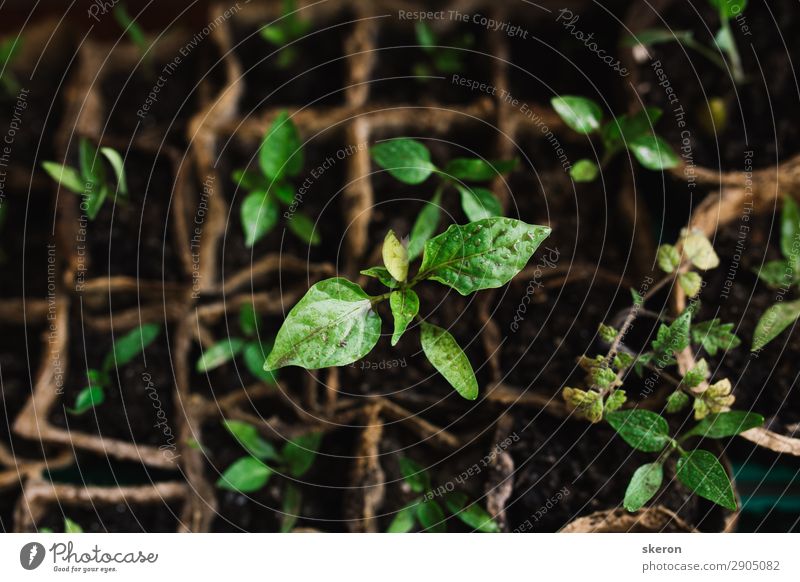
651 310 691 362
399 457 430 493
100 147 128 196
685 411 764 439
420 322 478 400
752 299 800 351
259 111 303 181
68 386 105 415
708 0 748 19
390 289 419 346
407 193 442 260
780 197 800 266
551 96 603 134
103 323 161 373
113 3 148 54
602 108 664 152
682 230 719 270
265 278 382 370
624 463 663 511
676 449 736 510
606 409 670 453
629 134 680 170
371 138 436 185
383 230 409 282
241 190 279 247
387 503 418 533
196 338 246 372
692 319 741 356
239 304 259 337
64 518 84 533
570 159 599 182
232 169 266 190
217 457 272 493
444 158 518 181
666 390 690 413
444 492 499 532
605 389 627 413
416 500 446 532
282 432 322 477
287 212 321 245
360 266 398 289
243 341 278 383
280 484 302 533
418 218 551 295
679 272 702 297
657 244 681 273
42 162 85 194
223 419 280 461
755 260 793 288
456 184 502 221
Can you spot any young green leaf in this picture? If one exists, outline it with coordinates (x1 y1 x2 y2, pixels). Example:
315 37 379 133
551 96 603 134
407 192 442 260
755 260 793 288
399 457 430 493
242 190 279 247
64 518 84 534
708 0 748 19
624 463 663 512
605 409 671 453
390 289 419 346
282 432 322 477
243 342 278 383
223 419 280 461
103 323 161 373
657 244 681 273
259 111 303 181
280 484 302 533
570 159 599 182
68 386 105 415
651 310 691 361
113 3 148 54
239 304 260 337
692 319 741 356
752 299 800 351
629 134 680 170
387 503 418 533
287 212 321 245
666 390 690 414
682 230 720 270
444 158 518 181
455 184 502 222
444 492 499 533
265 278 382 370
417 218 551 295
360 266 398 289
780 197 800 266
679 272 702 297
217 457 273 493
416 500 446 533
420 322 478 400
602 108 663 152
684 411 764 439
232 169 267 190
42 162 85 194
383 230 409 282
196 338 246 372
371 138 436 185
100 147 128 196
676 449 736 510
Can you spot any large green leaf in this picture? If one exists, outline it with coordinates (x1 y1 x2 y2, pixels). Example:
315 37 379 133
752 299 800 351
685 411 764 439
420 322 478 400
242 190 279 247
282 432 322 477
223 419 280 461
551 96 603 134
418 218 551 295
605 409 671 453
259 111 303 181
624 463 663 511
371 138 436 185
265 278 382 370
217 457 273 493
390 289 419 346
103 323 161 373
676 449 736 510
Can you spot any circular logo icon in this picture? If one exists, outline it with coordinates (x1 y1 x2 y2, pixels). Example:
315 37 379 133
20 542 46 570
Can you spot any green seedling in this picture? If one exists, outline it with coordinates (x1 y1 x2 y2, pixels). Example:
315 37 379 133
387 457 499 533
260 0 311 69
752 197 800 351
0 36 22 95
42 138 128 220
40 518 83 533
562 230 757 511
233 110 319 247
216 419 322 532
625 0 747 84
413 21 474 79
196 303 278 384
113 2 153 73
551 96 679 182
371 137 518 259
264 217 550 400
68 324 161 416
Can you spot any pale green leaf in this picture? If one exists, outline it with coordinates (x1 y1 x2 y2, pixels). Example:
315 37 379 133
420 322 478 400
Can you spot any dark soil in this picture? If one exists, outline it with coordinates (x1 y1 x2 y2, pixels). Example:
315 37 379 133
0 485 18 532
51 312 176 448
0 187 53 298
631 0 800 169
697 210 800 434
31 499 182 533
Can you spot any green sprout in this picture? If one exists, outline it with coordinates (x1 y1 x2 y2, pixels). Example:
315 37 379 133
550 96 679 182
259 0 311 69
624 0 747 85
216 419 321 533
263 218 550 400
196 303 278 384
42 138 128 220
412 22 474 79
387 457 499 533
233 111 319 247
67 324 161 416
40 518 83 533
752 197 800 351
113 2 153 72
0 36 22 95
562 230 758 511
371 137 518 259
